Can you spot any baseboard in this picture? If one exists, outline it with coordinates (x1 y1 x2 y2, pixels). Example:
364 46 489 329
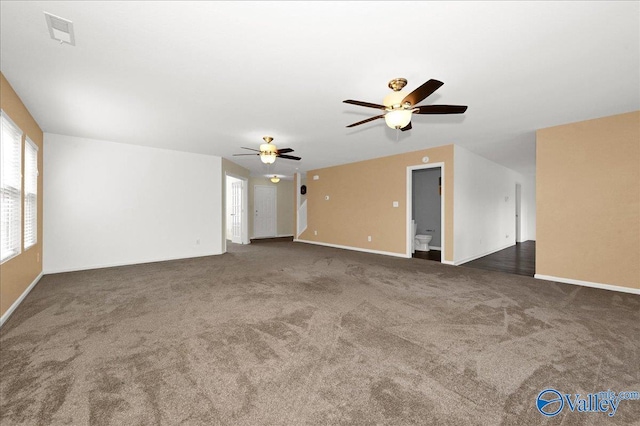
441 260 456 265
455 243 514 266
0 272 43 328
295 239 410 259
44 252 223 274
534 274 640 295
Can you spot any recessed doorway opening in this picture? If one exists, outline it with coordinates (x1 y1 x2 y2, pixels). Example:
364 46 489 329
406 163 445 263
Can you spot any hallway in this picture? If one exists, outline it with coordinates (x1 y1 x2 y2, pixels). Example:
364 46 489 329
461 241 535 277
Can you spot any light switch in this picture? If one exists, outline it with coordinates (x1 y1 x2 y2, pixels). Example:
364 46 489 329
313 175 319 180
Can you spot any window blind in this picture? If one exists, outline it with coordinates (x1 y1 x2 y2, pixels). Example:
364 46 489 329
24 138 38 249
1 111 23 262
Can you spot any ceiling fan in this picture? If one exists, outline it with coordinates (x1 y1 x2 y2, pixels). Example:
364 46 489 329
343 78 467 131
233 136 301 164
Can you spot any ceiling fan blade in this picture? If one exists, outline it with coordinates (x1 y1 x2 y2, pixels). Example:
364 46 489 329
400 122 412 132
277 148 294 154
240 146 261 152
277 154 301 161
414 105 468 114
346 114 385 128
233 153 259 156
402 79 444 106
343 99 387 110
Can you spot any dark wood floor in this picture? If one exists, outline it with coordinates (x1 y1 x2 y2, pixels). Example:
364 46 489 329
250 239 534 277
461 241 535 277
250 236 294 243
412 250 441 262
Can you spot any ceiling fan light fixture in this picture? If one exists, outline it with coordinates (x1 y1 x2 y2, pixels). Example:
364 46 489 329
260 156 276 165
385 108 412 129
259 136 277 164
260 152 276 164
344 78 467 131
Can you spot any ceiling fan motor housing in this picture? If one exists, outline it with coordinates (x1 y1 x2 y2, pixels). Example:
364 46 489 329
383 88 413 129
383 90 410 109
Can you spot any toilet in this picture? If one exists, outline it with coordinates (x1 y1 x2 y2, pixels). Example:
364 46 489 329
415 234 433 252
412 220 433 252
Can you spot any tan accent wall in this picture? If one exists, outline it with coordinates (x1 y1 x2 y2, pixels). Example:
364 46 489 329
300 145 454 261
0 73 44 317
537 111 640 290
221 158 250 249
249 177 294 238
222 158 251 180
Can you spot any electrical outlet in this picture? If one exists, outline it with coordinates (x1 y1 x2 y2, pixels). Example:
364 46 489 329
367 236 372 242
314 230 318 236
196 239 200 245
392 201 399 207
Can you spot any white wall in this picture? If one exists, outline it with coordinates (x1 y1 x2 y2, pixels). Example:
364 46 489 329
44 133 223 273
454 145 532 264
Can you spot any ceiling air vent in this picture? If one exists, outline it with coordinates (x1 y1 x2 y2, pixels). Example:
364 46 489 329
44 12 75 46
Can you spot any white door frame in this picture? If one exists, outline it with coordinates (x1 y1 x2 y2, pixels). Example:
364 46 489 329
253 185 277 238
406 162 446 262
230 180 242 244
515 183 522 243
225 173 249 250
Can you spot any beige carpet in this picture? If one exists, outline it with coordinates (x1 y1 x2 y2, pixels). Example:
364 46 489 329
1 241 639 425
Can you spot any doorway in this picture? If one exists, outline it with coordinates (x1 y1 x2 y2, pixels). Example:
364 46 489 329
515 183 522 242
225 174 248 248
253 185 277 238
406 163 445 262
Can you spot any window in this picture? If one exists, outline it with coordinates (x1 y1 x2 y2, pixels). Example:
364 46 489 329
24 138 38 250
1 111 23 263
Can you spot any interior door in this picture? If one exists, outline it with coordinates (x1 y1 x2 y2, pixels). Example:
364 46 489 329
231 180 242 244
254 185 276 238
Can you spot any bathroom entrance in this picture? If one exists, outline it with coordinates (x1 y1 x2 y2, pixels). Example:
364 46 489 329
408 164 443 262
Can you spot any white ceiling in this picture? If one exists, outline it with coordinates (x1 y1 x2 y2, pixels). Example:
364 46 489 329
1 1 638 178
